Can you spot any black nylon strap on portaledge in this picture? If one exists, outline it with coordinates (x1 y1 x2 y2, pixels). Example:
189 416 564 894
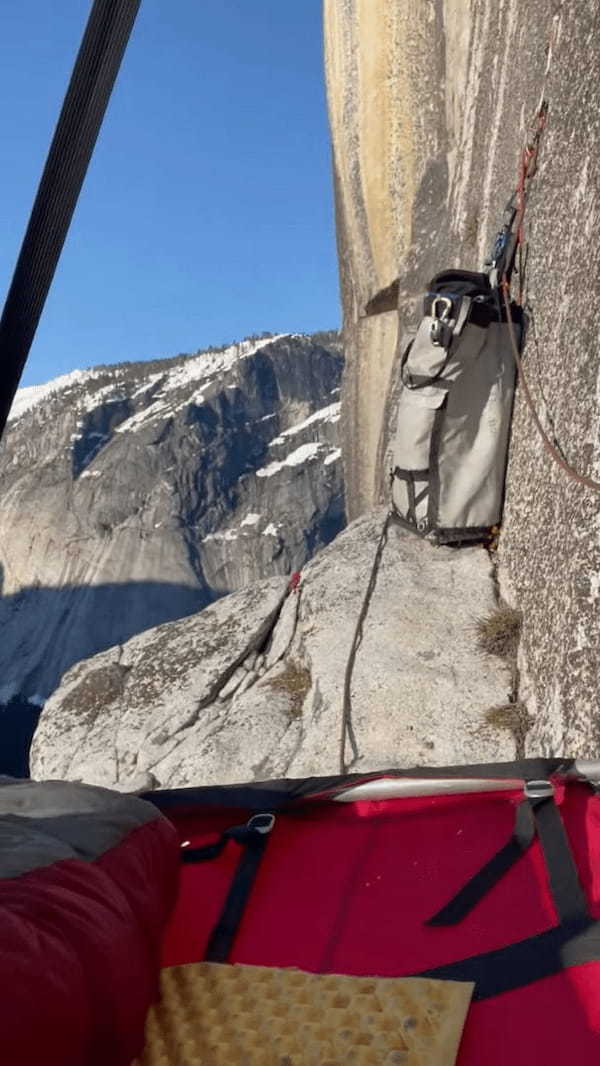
427 783 589 928
180 814 275 964
427 799 535 926
0 0 141 443
418 918 600 1001
534 790 589 925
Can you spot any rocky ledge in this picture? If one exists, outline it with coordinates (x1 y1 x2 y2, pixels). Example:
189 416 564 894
31 512 515 789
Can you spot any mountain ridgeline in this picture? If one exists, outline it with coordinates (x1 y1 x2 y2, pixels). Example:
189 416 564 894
0 331 344 771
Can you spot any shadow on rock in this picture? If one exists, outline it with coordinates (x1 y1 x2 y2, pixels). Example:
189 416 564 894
0 579 212 777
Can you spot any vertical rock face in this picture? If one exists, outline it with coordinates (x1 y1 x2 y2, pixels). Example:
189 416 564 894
325 1 600 753
324 0 452 514
0 333 344 708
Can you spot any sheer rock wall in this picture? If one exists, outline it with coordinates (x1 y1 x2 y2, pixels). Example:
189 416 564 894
324 0 600 755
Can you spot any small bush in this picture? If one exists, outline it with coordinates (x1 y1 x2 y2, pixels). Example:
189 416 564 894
485 702 531 734
266 659 311 716
475 604 522 660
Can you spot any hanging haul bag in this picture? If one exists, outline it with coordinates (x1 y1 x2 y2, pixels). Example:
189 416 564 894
390 270 520 544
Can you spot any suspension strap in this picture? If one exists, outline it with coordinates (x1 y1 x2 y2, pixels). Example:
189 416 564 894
0 0 141 442
427 779 589 927
181 813 276 963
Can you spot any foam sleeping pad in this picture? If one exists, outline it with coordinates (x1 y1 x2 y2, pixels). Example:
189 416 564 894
0 777 180 1066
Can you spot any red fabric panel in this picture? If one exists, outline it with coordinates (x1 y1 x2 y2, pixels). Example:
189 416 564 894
161 782 600 1064
0 816 179 1066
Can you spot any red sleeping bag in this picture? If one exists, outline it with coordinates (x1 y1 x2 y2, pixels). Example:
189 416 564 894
147 757 600 1066
0 778 179 1066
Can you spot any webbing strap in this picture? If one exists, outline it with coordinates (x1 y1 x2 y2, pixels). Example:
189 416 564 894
418 918 600 1001
0 0 141 442
426 799 535 926
204 831 271 963
427 782 589 927
535 790 589 925
180 814 275 964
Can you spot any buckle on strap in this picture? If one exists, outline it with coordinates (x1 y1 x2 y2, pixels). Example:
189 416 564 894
524 779 554 800
247 813 276 835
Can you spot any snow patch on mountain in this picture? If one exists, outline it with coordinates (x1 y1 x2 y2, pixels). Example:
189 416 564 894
256 441 325 478
8 334 289 427
8 369 99 422
324 448 342 466
270 402 341 445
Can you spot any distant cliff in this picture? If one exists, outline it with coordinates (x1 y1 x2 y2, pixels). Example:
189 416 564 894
0 332 344 711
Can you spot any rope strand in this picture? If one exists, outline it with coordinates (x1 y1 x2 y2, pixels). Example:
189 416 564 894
340 511 391 774
501 281 600 492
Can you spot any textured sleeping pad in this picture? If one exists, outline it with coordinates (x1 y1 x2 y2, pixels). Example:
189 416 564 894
135 962 473 1066
0 777 180 1066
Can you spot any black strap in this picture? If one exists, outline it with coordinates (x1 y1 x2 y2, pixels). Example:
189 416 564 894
418 918 600 1001
0 0 141 442
427 799 535 926
181 813 275 963
393 467 429 480
534 788 589 925
427 782 589 927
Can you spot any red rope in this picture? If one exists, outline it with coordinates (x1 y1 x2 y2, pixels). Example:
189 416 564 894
502 101 600 491
501 281 600 492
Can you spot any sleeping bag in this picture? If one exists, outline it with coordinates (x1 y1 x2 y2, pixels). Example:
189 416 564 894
0 776 179 1066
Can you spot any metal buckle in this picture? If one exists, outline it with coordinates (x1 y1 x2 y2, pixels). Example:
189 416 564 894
524 779 554 800
247 813 276 835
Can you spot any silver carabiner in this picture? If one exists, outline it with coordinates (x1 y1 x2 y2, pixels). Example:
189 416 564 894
429 296 453 347
431 296 453 322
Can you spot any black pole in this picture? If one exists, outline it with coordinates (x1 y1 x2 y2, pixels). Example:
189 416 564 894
0 0 141 441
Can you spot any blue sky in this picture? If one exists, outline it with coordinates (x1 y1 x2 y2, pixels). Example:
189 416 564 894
0 1 340 387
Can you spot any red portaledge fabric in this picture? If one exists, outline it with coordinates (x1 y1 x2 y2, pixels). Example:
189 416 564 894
161 780 600 1065
0 816 179 1066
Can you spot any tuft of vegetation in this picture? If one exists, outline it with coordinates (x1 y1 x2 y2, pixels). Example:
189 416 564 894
485 702 531 733
266 659 311 716
484 701 533 757
475 604 522 660
310 328 342 350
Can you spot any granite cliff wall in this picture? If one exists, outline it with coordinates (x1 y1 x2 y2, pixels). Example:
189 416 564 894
324 0 600 755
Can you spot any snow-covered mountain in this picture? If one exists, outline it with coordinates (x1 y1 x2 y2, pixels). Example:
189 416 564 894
0 332 344 734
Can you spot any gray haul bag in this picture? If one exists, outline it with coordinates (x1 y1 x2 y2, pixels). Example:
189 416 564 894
390 270 521 544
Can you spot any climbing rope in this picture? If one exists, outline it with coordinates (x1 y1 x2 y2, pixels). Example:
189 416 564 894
500 88 600 492
501 281 600 492
339 511 391 774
